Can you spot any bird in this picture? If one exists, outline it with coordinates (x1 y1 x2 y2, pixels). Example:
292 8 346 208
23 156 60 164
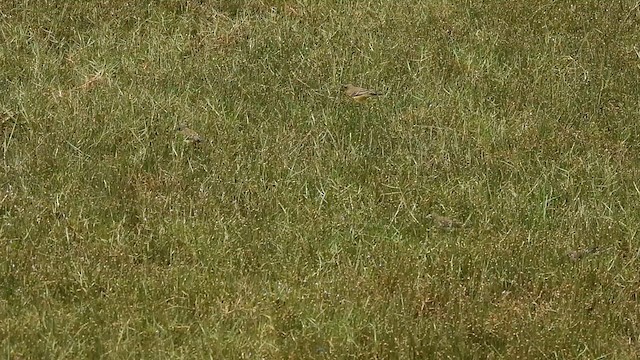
567 247 598 261
341 84 382 103
176 125 205 144
428 213 462 230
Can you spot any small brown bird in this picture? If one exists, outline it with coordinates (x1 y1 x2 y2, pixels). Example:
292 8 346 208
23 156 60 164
428 213 462 230
176 125 204 144
341 84 382 103
567 247 598 261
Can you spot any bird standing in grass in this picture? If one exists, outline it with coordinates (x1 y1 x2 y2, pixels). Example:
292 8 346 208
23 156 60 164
428 213 462 230
176 125 204 144
567 247 598 261
341 84 382 103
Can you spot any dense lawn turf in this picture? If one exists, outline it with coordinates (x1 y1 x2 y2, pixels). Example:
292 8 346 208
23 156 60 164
1 1 639 358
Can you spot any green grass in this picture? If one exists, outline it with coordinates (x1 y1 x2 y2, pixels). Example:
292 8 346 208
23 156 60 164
1 0 639 358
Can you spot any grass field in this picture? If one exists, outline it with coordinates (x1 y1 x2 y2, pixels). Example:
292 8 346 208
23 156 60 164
1 0 639 358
